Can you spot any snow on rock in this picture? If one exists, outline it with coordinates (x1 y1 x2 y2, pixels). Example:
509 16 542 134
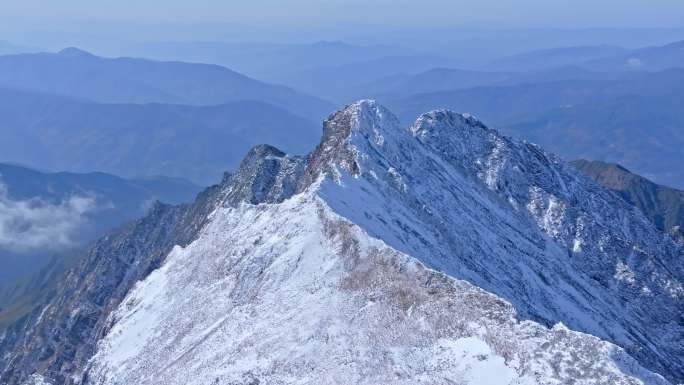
86 190 666 385
62 100 684 384
314 101 683 381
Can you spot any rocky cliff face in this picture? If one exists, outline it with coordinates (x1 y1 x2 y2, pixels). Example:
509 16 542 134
2 101 683 385
571 159 684 243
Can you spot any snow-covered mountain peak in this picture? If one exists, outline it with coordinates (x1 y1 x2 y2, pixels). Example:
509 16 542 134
318 99 400 148
313 100 684 381
307 100 510 189
300 99 401 186
5 101 684 385
346 99 400 134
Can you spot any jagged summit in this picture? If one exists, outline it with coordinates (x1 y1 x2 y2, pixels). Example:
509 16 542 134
3 101 683 385
311 100 684 381
216 143 305 206
226 101 683 382
303 100 399 180
304 100 491 185
314 100 489 158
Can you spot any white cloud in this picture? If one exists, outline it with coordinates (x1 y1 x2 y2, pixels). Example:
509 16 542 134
0 183 98 252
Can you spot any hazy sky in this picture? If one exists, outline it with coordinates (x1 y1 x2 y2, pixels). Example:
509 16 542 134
2 0 684 28
1 0 683 52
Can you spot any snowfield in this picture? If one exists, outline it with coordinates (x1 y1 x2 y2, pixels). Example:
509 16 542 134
85 191 665 385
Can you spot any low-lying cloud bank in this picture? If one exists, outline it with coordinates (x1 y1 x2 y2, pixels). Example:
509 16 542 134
0 183 97 252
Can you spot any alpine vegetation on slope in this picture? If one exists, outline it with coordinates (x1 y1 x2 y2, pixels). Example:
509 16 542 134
3 101 682 385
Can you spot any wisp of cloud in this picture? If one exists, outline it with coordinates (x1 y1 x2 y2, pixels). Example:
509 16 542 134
0 183 97 252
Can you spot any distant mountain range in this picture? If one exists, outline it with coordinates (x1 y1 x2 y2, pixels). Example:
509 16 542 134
491 44 629 70
133 40 412 80
0 87 321 184
351 65 623 101
572 159 684 243
489 40 684 72
586 40 684 71
268 54 461 102
384 68 684 121
0 47 334 121
1 43 681 189
502 92 684 189
264 39 684 103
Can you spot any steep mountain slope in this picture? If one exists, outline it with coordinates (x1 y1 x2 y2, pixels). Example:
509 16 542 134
2 101 682 385
0 251 79 329
0 163 201 329
306 102 683 381
0 88 320 184
0 48 333 121
571 159 684 242
0 198 214 385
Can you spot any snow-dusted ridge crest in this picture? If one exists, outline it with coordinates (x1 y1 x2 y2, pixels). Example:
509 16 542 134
7 100 684 385
308 101 684 380
84 189 667 385
85 100 683 384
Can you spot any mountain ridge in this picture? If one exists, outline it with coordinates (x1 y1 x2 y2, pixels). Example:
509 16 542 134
0 48 334 121
2 101 682 385
0 87 321 184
